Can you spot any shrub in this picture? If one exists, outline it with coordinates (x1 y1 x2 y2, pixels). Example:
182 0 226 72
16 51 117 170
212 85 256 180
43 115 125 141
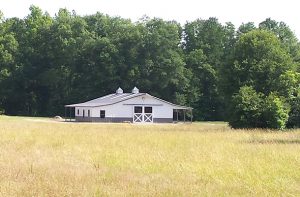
229 86 290 129
287 95 300 128
277 71 299 128
262 94 290 129
229 86 264 128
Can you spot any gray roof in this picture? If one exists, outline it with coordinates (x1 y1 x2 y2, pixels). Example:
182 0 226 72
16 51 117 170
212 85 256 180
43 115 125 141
65 92 192 109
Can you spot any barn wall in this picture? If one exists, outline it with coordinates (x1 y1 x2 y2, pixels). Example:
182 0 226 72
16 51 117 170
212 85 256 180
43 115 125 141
92 103 133 118
88 95 174 119
75 107 93 117
75 94 177 122
121 95 174 119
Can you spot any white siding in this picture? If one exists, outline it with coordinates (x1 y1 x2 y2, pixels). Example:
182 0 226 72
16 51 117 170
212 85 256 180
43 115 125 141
91 104 132 118
75 107 93 117
122 95 174 118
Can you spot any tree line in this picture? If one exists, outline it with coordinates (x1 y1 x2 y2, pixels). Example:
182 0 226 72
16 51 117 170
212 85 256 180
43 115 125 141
0 6 299 128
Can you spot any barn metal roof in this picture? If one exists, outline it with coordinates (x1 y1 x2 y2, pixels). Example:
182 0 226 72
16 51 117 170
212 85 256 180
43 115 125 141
65 93 144 107
65 92 192 109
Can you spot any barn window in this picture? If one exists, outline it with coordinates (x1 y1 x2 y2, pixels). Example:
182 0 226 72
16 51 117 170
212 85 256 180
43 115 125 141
77 109 79 115
134 106 142 113
88 110 90 117
83 110 85 117
100 110 105 118
144 107 152 113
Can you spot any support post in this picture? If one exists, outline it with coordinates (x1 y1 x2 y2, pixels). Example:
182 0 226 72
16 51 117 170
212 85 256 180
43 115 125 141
183 109 186 122
176 109 179 122
64 107 67 122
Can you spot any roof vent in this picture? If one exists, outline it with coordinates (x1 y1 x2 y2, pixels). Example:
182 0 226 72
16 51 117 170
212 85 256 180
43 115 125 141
132 87 139 94
116 87 123 94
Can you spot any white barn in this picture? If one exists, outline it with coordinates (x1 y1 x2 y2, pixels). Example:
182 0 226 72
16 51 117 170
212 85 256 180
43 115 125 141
65 87 192 123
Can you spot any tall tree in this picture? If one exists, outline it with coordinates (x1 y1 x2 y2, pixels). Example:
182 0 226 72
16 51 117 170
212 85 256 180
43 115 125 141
183 18 228 120
259 18 300 61
185 49 220 120
136 18 189 104
236 22 256 38
225 30 297 128
224 30 295 97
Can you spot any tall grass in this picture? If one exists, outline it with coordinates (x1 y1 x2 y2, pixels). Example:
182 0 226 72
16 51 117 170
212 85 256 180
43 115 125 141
0 116 299 196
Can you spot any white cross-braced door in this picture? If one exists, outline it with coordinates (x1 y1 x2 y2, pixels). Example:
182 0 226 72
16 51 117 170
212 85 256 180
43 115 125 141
133 106 153 123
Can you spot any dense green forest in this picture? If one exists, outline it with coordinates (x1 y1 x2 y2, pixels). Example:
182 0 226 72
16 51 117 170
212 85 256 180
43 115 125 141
0 6 299 128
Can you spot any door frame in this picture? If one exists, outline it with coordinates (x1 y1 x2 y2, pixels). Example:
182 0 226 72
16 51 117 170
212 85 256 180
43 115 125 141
133 106 153 123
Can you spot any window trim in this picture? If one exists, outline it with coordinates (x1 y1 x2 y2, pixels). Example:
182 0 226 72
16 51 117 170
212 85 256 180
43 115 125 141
144 106 152 113
134 106 143 113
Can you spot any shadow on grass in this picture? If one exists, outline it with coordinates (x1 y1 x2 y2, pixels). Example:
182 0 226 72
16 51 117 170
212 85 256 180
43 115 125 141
245 139 300 144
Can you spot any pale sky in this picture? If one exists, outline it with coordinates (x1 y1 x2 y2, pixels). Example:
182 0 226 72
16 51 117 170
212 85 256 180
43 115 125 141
1 0 299 38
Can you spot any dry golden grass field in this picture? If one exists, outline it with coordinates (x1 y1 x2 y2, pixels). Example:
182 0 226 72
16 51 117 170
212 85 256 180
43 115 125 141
0 115 300 196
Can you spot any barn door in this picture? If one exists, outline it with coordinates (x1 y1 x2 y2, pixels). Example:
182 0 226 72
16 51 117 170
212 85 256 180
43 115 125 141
133 106 143 123
133 106 153 123
143 107 153 123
